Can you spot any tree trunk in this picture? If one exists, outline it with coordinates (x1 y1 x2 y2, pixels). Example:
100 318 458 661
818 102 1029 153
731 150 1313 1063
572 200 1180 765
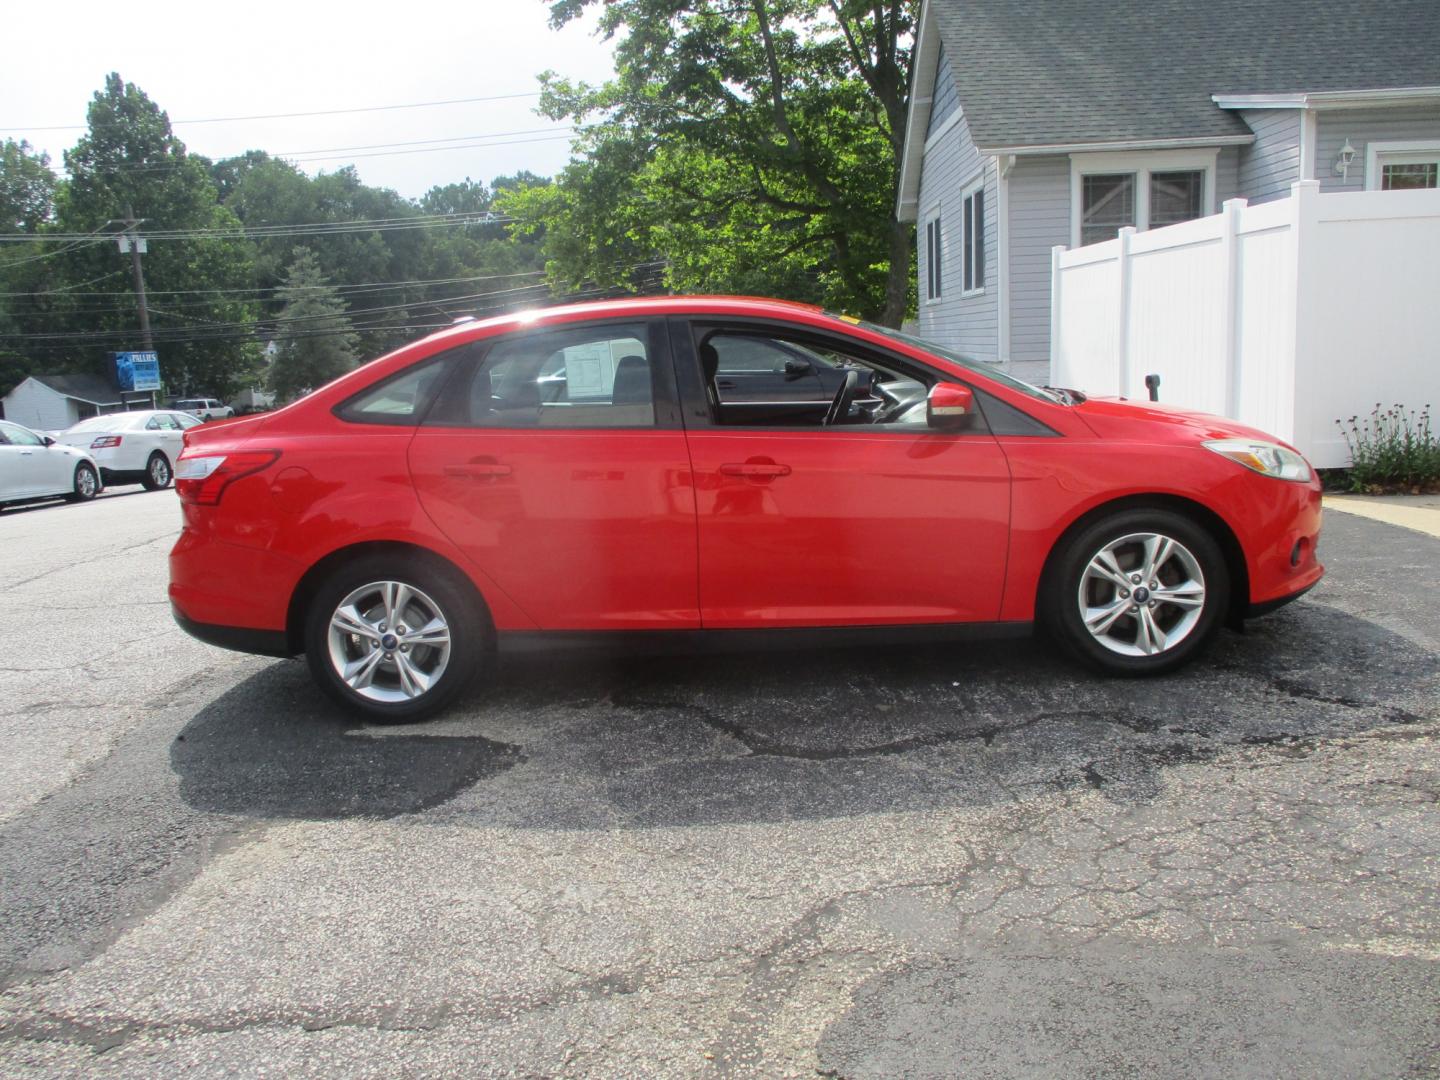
880 214 911 328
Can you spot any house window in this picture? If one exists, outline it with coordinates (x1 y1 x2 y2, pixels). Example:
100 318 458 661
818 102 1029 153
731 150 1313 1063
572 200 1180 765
1366 142 1440 191
924 213 942 301
1080 174 1135 246
1383 163 1438 189
1071 150 1217 247
961 177 985 294
1148 170 1205 227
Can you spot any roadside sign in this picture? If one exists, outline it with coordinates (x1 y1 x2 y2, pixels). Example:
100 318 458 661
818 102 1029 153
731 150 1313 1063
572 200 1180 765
111 351 161 392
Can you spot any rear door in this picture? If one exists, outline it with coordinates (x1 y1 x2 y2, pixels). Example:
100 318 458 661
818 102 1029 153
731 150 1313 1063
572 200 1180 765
408 320 701 630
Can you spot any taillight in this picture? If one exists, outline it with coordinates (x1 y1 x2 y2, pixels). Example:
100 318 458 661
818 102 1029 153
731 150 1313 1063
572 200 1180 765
90 436 122 449
176 450 281 505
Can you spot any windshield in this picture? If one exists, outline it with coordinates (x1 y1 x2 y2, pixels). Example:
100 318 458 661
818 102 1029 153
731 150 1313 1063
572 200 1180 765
846 318 1064 404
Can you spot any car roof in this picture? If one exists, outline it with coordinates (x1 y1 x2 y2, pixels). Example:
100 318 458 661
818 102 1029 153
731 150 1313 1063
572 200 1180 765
413 294 832 351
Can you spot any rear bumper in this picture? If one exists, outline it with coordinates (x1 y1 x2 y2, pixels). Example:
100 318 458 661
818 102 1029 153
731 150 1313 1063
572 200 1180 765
172 605 294 657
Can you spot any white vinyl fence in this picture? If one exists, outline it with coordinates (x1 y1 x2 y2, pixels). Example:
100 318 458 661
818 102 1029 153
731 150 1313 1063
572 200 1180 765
1051 180 1440 468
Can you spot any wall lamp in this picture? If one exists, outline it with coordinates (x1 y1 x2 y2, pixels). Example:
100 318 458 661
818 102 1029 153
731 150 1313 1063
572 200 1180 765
1334 138 1357 182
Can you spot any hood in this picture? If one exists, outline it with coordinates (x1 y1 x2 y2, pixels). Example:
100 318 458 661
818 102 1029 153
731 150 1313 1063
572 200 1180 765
1072 397 1295 450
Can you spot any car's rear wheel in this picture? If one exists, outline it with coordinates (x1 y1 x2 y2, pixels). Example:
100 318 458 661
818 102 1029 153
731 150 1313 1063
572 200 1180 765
142 452 172 490
303 555 487 722
1044 508 1228 676
67 462 99 502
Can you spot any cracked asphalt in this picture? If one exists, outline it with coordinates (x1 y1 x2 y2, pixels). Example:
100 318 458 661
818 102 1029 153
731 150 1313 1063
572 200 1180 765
0 491 1437 1078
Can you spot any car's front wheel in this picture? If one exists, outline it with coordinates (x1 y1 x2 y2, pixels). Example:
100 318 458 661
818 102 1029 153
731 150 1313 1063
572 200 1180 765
1044 508 1229 676
67 462 99 502
303 556 488 722
142 452 172 490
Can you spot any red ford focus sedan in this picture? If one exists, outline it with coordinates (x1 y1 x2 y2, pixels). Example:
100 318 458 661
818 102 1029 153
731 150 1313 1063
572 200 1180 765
170 296 1323 721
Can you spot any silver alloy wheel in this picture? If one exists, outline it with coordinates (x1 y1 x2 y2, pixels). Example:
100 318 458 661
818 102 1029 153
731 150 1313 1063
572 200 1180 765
326 580 453 703
150 455 170 486
77 466 97 498
1078 531 1206 657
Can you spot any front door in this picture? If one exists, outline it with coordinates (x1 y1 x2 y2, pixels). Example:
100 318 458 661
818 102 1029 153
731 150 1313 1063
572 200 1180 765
675 321 1012 628
0 421 61 499
408 319 700 631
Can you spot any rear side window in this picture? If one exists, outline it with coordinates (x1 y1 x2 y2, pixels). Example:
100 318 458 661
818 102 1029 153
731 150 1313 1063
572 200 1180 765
427 323 655 429
337 353 456 426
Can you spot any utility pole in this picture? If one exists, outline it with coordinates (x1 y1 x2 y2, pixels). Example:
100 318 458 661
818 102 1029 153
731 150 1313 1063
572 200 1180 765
120 205 153 352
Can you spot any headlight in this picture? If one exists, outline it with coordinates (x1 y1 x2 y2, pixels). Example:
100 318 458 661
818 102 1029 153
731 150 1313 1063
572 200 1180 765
1203 438 1311 481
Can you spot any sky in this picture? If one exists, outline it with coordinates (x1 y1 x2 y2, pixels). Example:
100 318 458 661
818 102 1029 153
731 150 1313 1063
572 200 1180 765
0 0 620 200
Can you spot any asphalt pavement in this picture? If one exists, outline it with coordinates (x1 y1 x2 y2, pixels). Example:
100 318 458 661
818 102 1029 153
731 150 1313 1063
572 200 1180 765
0 489 1436 1078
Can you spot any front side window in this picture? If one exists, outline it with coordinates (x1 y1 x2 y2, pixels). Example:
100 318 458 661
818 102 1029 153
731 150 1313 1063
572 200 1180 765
698 329 947 430
433 323 656 429
0 421 42 447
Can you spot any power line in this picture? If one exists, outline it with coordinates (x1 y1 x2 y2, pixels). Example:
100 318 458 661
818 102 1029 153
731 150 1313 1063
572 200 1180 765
0 212 521 243
97 130 576 176
0 287 627 354
0 91 544 132
1 270 547 305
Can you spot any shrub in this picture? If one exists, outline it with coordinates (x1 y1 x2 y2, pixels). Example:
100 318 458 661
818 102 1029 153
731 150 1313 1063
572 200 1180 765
1336 403 1440 492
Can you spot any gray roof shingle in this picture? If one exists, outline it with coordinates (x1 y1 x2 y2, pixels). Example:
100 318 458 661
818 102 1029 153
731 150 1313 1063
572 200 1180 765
927 0 1440 150
32 373 124 405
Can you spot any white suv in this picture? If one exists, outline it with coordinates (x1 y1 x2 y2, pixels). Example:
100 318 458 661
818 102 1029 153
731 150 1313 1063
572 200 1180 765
174 398 234 421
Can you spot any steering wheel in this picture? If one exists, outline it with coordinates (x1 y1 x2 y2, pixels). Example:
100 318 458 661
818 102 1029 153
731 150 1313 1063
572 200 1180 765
823 369 860 426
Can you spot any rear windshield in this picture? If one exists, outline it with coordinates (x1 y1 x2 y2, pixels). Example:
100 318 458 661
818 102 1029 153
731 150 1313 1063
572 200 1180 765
68 413 142 432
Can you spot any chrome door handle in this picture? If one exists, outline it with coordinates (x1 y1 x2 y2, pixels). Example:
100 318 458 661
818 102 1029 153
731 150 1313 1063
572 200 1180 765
444 463 512 479
720 462 791 478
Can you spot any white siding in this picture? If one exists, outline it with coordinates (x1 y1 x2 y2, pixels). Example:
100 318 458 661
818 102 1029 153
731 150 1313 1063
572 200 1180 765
0 380 76 432
1315 105 1440 192
917 110 998 360
1237 108 1302 203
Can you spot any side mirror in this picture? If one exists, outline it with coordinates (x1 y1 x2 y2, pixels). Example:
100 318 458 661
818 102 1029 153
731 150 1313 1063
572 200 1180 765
782 358 812 377
42 435 55 446
927 382 975 428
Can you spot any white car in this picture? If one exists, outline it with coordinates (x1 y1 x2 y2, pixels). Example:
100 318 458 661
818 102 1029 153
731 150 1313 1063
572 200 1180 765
173 398 234 421
57 410 203 490
0 419 102 509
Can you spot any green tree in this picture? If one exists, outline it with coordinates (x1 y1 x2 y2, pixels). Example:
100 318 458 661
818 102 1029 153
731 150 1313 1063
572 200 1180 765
0 140 61 393
501 0 916 324
269 248 359 401
0 139 57 233
46 74 261 398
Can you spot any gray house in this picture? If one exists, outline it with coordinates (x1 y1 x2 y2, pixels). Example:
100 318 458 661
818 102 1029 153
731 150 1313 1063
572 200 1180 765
1 374 125 432
897 0 1440 365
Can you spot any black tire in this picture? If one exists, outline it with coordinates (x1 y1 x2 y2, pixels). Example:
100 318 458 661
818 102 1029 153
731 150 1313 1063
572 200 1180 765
141 452 172 490
303 554 490 723
1042 508 1229 676
66 462 100 503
